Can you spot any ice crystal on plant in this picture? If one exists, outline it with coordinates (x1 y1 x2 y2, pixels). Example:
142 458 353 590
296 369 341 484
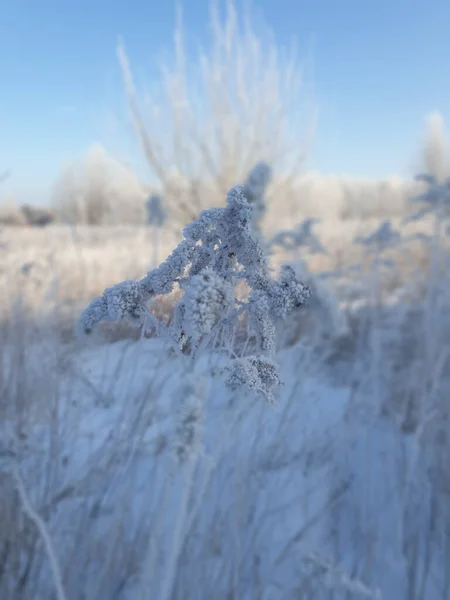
103 280 147 323
225 355 281 404
78 280 146 334
248 291 277 355
77 181 311 404
265 265 311 319
76 295 108 336
183 268 234 346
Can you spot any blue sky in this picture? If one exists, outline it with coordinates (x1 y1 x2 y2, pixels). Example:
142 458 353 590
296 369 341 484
1 0 449 205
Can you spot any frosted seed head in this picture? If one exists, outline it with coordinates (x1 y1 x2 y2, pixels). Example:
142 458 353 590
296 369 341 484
183 268 234 344
266 265 311 319
103 280 148 325
248 291 276 355
225 355 281 404
76 295 108 337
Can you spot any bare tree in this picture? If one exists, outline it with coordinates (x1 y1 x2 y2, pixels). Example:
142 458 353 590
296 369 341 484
117 0 316 224
419 111 450 180
51 144 147 225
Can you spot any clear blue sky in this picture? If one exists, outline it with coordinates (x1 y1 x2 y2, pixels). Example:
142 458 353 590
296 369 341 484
1 0 449 205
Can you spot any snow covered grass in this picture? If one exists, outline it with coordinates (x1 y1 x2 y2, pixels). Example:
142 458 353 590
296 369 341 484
0 325 352 599
3 296 450 599
2 176 450 598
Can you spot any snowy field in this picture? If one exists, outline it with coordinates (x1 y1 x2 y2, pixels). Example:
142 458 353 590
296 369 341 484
1 184 450 600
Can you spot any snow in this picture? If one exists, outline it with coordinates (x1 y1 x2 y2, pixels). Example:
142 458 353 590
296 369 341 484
2 332 356 598
3 303 450 599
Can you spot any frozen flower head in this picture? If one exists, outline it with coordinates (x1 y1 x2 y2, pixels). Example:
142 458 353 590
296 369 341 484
76 295 108 336
220 185 270 284
266 265 312 319
183 268 234 346
225 355 281 404
77 180 311 405
77 280 147 335
248 291 277 355
247 266 310 359
145 193 167 227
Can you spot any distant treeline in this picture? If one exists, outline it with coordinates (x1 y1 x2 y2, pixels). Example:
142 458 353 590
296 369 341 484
0 203 55 227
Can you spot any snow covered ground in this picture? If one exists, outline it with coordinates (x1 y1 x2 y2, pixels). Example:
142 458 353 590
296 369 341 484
2 308 449 600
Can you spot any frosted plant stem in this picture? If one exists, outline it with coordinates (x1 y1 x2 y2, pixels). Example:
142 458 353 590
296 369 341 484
139 475 173 600
158 452 199 600
13 464 68 600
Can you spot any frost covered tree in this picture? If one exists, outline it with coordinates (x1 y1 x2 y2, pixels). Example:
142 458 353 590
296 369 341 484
77 185 311 402
117 0 315 224
52 144 147 225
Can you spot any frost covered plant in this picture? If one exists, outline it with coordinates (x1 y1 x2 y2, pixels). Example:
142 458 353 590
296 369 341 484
271 218 326 256
247 291 276 355
182 268 234 346
77 184 311 402
77 280 147 334
242 161 272 242
225 355 281 405
354 219 402 253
